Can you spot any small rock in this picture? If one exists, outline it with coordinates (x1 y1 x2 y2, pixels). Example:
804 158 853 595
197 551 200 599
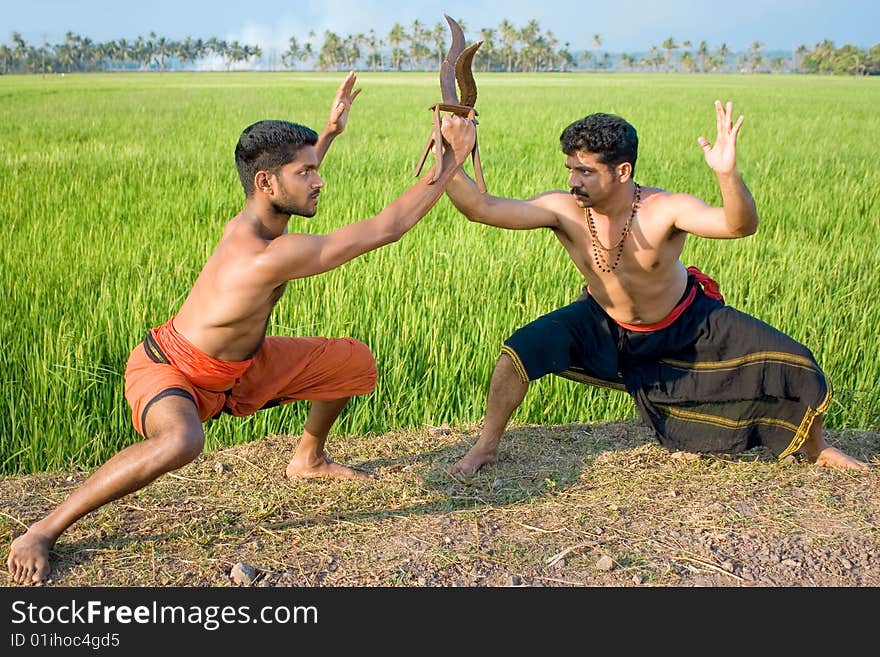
632 573 644 585
780 455 797 466
510 575 522 586
491 478 504 491
671 451 700 461
443 536 453 545
214 462 231 474
841 558 854 570
721 561 735 573
230 562 257 585
439 516 452 525
428 426 452 436
668 489 678 498
596 555 615 571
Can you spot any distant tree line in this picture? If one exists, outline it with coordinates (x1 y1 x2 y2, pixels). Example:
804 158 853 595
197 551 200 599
2 20 879 75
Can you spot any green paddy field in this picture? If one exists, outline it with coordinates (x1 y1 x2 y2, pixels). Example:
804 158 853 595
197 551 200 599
1 72 878 474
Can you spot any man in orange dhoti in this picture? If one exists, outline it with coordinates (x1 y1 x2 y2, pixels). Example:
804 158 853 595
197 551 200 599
7 72 476 585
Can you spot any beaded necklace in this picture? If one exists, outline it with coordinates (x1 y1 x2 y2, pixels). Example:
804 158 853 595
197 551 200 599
585 183 641 273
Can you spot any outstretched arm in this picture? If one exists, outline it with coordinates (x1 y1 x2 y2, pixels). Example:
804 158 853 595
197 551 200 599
257 115 477 283
445 166 565 230
672 100 759 239
314 71 362 168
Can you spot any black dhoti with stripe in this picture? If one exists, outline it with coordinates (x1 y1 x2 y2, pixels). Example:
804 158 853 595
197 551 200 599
501 270 829 459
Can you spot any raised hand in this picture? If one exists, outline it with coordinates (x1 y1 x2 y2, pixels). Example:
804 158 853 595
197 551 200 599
697 100 744 176
326 70 362 136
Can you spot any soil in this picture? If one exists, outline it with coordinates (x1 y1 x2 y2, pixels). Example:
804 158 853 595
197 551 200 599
2 419 878 588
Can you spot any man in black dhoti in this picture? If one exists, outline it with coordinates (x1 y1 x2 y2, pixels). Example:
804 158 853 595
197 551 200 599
444 101 870 474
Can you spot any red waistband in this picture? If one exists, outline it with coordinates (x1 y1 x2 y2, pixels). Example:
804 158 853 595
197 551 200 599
591 266 724 333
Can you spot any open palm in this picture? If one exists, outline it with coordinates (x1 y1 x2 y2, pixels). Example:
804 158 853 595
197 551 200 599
326 70 362 136
698 100 743 175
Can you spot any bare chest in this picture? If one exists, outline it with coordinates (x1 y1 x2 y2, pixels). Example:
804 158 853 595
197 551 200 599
559 212 681 278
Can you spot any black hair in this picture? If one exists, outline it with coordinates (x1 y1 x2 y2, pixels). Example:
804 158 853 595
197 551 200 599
560 113 638 176
234 120 318 196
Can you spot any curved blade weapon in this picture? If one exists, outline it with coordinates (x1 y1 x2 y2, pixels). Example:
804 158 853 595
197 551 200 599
413 15 487 193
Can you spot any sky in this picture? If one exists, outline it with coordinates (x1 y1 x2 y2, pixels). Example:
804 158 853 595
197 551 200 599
1 0 877 55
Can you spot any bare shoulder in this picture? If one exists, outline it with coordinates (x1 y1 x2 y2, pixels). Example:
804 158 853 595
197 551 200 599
643 187 708 211
639 186 707 220
528 190 581 228
527 189 574 212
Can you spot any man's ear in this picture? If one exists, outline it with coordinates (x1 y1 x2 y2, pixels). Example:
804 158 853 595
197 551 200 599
254 170 274 195
617 162 633 183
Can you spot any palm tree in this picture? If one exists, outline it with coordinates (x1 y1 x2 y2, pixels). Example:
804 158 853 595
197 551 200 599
680 50 695 72
0 44 12 74
317 31 344 71
115 38 133 71
661 37 677 70
282 37 302 70
477 27 496 71
793 44 808 72
748 41 763 72
557 42 576 72
409 19 430 70
366 29 383 71
580 50 594 70
387 23 406 70
11 32 28 68
431 21 446 70
715 43 731 72
618 52 636 71
696 41 709 72
498 19 517 72
343 33 363 70
57 32 78 72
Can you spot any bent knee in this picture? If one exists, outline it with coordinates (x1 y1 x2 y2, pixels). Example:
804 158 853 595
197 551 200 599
155 427 205 466
346 338 378 388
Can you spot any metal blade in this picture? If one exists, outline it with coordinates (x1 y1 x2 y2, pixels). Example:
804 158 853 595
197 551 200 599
455 41 482 107
440 15 465 104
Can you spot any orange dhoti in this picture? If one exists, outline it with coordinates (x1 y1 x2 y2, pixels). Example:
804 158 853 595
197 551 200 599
124 317 378 437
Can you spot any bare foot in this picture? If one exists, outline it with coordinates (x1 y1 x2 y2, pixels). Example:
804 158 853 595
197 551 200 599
448 448 498 477
7 529 54 585
286 454 372 481
810 446 871 471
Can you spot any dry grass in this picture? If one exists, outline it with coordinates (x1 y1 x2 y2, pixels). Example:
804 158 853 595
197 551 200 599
1 419 878 587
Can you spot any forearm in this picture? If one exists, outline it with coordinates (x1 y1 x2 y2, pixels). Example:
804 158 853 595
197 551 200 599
716 171 758 236
313 126 339 168
373 148 469 243
446 168 489 220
